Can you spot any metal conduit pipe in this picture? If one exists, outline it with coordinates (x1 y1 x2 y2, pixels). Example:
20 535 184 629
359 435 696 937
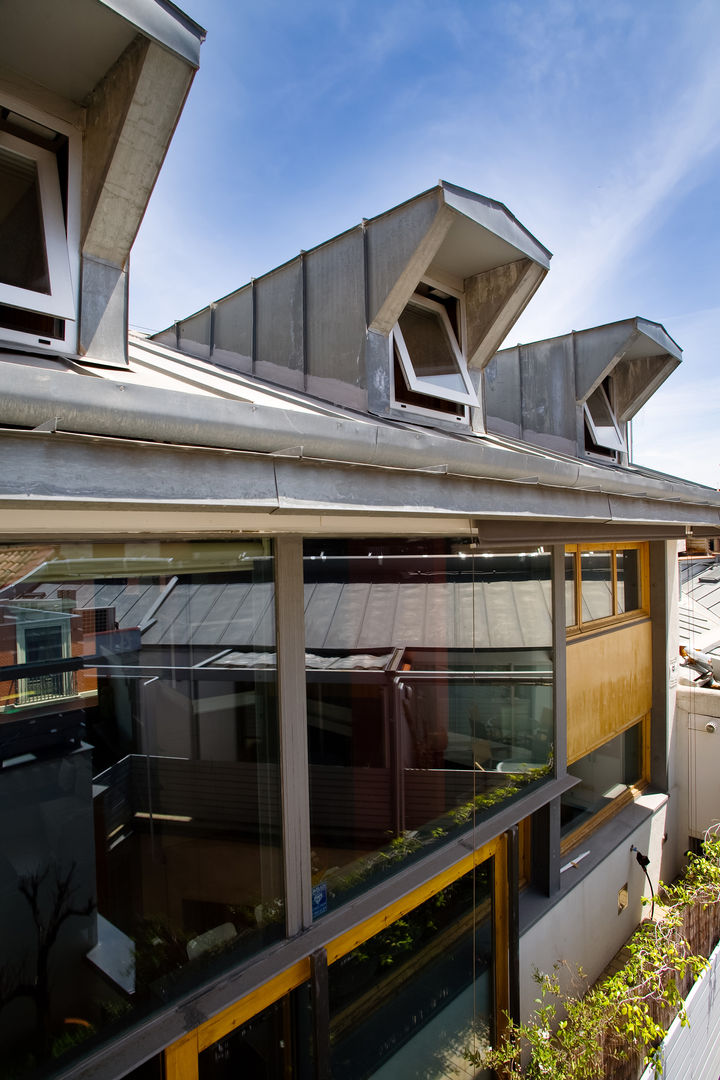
0 362 716 507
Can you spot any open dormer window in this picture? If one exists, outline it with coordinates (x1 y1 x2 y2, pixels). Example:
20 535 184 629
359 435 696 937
391 285 478 418
0 111 75 349
584 381 625 458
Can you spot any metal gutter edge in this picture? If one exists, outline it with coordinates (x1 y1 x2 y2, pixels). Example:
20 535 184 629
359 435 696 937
0 362 717 511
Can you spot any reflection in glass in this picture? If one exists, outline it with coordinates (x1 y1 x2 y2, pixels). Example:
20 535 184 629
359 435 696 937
304 541 554 913
0 146 51 293
0 541 282 1076
616 549 640 613
561 722 642 835
329 860 493 1079
580 551 613 621
565 553 577 627
199 982 313 1080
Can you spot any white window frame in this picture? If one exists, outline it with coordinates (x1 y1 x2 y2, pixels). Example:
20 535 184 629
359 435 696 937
16 615 74 706
391 292 479 409
0 130 75 320
0 94 80 352
584 384 625 454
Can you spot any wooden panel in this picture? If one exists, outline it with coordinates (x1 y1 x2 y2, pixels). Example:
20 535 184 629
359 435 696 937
165 1030 198 1080
567 618 652 763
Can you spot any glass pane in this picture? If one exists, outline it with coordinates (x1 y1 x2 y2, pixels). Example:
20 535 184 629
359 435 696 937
585 388 624 452
329 860 493 1079
565 553 577 627
398 304 464 391
561 722 642 836
304 540 553 915
616 549 640 613
0 146 51 293
0 541 282 1077
580 550 613 621
198 982 313 1080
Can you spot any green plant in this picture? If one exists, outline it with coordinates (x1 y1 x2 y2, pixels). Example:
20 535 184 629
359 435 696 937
470 829 720 1079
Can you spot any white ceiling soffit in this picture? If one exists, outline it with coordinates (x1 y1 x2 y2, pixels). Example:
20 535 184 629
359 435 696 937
0 0 203 108
574 317 682 418
0 0 137 106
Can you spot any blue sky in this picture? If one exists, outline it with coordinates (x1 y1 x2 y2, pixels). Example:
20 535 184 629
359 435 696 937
130 0 720 488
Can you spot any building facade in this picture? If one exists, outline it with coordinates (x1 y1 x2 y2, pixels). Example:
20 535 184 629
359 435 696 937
1 3 720 1079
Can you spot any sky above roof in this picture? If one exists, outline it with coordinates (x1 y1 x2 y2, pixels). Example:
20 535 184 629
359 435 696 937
130 0 720 489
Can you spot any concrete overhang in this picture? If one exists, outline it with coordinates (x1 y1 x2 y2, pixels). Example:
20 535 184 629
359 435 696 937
572 317 682 419
365 181 552 370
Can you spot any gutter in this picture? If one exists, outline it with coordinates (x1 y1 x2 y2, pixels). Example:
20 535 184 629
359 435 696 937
0 361 718 512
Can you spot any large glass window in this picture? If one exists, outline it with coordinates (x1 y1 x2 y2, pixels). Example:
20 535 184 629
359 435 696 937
561 720 644 839
0 541 282 1076
304 540 553 914
198 982 314 1080
329 859 494 1079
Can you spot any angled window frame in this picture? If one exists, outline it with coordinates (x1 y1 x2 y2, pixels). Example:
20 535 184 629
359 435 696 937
0 129 75 321
391 292 479 409
583 383 625 455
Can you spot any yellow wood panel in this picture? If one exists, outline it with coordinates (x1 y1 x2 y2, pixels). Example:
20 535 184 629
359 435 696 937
165 1030 198 1080
326 838 498 966
493 834 509 1034
196 957 311 1052
567 618 652 763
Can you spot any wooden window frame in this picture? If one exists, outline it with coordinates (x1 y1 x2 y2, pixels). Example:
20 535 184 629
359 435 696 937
565 542 649 635
561 713 650 854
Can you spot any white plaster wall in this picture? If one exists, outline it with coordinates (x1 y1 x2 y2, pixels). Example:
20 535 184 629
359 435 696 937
519 795 669 1019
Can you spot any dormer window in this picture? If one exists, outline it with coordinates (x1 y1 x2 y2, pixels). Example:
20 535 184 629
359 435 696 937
391 284 478 420
0 108 76 351
584 380 625 458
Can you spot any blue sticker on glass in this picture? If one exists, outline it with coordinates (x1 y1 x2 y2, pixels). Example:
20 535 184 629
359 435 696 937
312 882 327 919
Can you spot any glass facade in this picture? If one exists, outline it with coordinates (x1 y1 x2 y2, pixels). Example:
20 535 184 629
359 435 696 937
0 541 282 1074
580 550 613 621
198 983 314 1080
304 540 554 913
329 859 493 1079
616 548 640 614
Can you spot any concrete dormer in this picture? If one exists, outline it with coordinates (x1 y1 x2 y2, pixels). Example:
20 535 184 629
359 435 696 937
485 318 682 463
153 182 551 432
0 0 204 366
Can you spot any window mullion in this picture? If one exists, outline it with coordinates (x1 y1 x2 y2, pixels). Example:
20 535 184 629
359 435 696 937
274 535 313 935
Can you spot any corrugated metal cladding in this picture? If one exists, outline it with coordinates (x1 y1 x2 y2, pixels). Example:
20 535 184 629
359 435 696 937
212 286 253 373
38 578 553 650
255 261 304 388
305 228 365 389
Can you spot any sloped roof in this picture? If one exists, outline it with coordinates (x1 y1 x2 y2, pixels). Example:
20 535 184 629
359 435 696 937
24 576 553 651
680 557 720 651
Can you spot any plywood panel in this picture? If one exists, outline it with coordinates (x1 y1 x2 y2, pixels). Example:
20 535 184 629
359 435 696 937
567 618 652 763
